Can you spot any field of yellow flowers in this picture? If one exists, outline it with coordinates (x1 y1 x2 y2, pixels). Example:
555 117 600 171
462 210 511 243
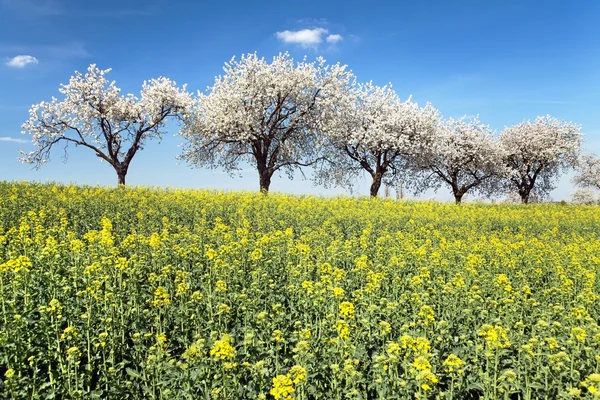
1 182 600 399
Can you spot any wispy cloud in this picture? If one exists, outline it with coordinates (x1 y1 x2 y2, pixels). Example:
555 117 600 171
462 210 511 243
275 27 343 49
326 34 343 44
0 42 90 60
508 99 569 105
0 136 30 144
0 0 61 16
296 18 328 26
5 55 39 68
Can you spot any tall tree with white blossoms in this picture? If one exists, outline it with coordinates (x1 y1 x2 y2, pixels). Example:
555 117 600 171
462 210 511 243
317 82 439 197
499 116 582 204
179 52 353 192
573 153 600 191
20 64 194 185
409 116 500 204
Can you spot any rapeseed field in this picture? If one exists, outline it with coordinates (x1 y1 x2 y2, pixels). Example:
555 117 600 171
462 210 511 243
1 182 599 399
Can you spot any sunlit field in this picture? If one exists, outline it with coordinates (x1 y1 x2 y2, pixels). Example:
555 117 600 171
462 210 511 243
1 182 600 399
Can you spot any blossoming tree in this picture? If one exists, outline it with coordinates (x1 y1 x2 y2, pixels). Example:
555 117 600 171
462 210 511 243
179 52 353 192
409 116 500 203
499 116 582 203
20 64 194 185
316 82 439 197
573 153 600 190
571 188 598 205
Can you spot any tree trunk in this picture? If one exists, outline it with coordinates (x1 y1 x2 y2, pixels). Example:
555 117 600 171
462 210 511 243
370 172 383 198
115 164 128 186
453 189 464 204
258 168 272 193
519 186 530 204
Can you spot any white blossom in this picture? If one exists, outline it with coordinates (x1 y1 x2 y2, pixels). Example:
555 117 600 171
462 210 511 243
409 116 501 203
573 153 600 190
499 115 582 203
571 188 599 205
20 64 194 185
316 81 439 197
178 52 353 192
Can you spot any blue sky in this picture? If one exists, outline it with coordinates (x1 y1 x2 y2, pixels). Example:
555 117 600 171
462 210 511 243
1 0 599 200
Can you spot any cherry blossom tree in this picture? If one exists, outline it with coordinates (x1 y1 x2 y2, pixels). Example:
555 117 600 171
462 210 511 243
178 52 353 192
316 82 439 197
20 64 194 185
408 116 501 204
571 188 598 205
573 153 600 190
499 116 582 204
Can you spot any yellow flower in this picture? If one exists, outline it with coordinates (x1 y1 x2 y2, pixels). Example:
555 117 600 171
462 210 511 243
210 334 235 360
413 356 431 371
250 248 263 261
378 321 392 335
478 324 511 350
339 301 355 319
270 374 294 400
589 386 597 395
334 320 350 340
288 365 307 384
272 330 285 343
332 287 345 299
257 311 269 322
61 326 78 340
494 273 512 292
47 298 62 312
417 369 438 384
418 305 435 326
571 327 586 343
152 286 171 308
191 291 203 301
293 340 310 354
443 354 464 374
205 248 217 260
66 346 81 359
4 368 15 379
149 233 161 248
215 280 227 292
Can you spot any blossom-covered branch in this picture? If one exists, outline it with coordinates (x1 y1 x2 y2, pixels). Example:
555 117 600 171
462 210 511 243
573 153 600 191
499 116 582 203
316 82 439 197
178 53 353 192
409 116 500 203
20 64 194 185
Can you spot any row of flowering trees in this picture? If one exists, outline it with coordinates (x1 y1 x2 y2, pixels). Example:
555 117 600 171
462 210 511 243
19 53 597 203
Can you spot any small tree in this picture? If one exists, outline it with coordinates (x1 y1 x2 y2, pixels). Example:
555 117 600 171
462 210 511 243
571 188 598 205
316 82 439 197
179 53 353 192
409 116 500 204
20 64 193 185
499 116 582 204
573 153 600 190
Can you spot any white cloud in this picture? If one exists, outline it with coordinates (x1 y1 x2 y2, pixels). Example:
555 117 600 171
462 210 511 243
326 34 343 44
275 28 330 48
5 55 39 68
0 136 30 144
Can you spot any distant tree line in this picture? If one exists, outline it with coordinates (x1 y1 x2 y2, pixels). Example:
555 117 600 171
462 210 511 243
20 54 597 204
